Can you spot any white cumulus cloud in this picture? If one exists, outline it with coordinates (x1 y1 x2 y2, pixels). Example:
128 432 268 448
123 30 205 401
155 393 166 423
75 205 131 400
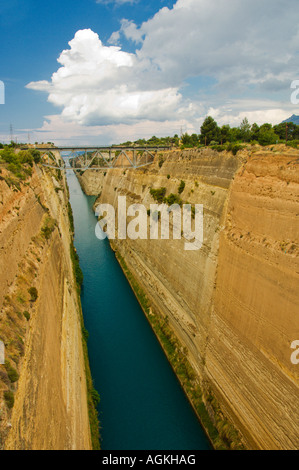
26 0 299 143
27 29 182 126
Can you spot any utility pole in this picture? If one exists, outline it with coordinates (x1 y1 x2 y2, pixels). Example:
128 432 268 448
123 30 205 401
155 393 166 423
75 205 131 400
10 124 13 143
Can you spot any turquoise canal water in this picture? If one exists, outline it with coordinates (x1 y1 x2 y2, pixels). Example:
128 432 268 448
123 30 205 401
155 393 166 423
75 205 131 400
67 170 211 451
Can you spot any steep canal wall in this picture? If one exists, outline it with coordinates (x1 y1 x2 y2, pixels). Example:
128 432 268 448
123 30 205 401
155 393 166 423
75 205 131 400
78 146 299 450
0 164 93 450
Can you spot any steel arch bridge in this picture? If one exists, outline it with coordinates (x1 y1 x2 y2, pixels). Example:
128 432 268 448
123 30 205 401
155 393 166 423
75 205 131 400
22 146 169 171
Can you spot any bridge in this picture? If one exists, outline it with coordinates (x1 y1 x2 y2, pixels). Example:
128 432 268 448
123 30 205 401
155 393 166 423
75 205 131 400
22 146 170 171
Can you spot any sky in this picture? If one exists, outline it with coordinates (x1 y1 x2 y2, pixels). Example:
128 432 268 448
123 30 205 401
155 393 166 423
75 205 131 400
0 0 299 145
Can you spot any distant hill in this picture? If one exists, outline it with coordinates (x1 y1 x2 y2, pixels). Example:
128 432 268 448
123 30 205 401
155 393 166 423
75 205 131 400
282 114 299 125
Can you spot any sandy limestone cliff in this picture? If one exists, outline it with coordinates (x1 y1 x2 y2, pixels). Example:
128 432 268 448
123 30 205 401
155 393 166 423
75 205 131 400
78 146 299 450
0 165 91 450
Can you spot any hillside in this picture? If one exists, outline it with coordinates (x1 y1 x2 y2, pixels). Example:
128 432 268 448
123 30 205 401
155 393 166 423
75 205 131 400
282 114 299 125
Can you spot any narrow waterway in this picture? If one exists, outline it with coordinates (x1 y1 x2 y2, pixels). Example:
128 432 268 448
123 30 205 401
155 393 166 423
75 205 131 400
67 170 211 451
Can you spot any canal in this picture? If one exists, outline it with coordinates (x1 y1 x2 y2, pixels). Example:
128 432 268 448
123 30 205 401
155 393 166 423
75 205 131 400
67 170 211 451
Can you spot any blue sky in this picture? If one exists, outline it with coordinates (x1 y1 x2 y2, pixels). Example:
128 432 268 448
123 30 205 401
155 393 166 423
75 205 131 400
0 0 298 145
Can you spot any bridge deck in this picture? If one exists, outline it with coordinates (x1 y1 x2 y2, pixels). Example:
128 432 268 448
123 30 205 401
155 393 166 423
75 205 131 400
22 146 170 152
22 146 170 171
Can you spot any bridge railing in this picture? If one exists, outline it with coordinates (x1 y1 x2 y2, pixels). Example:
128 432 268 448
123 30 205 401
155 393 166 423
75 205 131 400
21 146 170 171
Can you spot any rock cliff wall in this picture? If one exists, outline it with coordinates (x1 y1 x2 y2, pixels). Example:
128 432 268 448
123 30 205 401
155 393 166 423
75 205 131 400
78 146 299 450
0 165 92 450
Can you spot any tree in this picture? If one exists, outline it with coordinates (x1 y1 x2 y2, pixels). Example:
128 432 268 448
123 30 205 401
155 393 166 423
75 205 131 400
171 134 180 146
251 123 260 141
181 133 199 147
239 117 251 142
258 127 277 146
227 127 239 142
200 117 220 145
220 125 231 144
181 133 192 146
259 123 272 132
191 133 200 146
273 122 299 141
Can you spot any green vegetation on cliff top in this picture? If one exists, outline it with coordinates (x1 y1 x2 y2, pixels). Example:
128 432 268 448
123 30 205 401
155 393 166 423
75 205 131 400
121 116 299 150
0 146 41 190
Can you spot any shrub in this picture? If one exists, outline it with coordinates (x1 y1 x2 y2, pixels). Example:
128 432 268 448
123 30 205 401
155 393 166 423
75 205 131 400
150 187 167 203
5 361 19 383
31 149 41 164
4 390 14 409
211 144 226 152
0 370 10 386
164 193 183 206
159 158 164 168
41 216 56 240
70 244 84 290
227 143 243 155
75 260 83 287
178 180 186 194
82 326 89 343
23 311 30 321
68 203 75 233
91 388 100 407
28 287 38 302
286 140 299 149
0 148 39 181
167 175 170 179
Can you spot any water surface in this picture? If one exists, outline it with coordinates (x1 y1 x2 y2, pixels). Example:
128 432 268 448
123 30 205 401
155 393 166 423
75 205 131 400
67 170 211 451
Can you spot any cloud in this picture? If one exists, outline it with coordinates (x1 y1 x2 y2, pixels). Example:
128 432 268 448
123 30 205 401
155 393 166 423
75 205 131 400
108 19 143 45
123 0 299 89
22 114 189 146
26 0 299 143
27 29 182 126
